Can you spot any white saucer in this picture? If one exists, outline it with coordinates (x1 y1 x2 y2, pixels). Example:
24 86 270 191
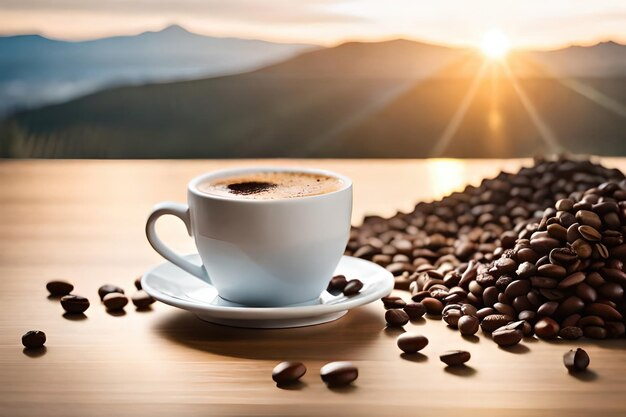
142 254 393 328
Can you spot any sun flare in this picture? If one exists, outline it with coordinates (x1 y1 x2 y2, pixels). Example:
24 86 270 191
480 29 511 60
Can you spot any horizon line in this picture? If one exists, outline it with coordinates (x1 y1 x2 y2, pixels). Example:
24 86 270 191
1 23 624 52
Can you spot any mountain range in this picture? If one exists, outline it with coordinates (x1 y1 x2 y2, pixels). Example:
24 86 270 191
0 24 315 115
1 31 625 158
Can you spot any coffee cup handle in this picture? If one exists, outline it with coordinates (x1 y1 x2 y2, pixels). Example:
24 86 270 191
145 202 211 284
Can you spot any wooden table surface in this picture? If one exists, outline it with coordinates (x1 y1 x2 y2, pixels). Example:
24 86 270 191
2 158 626 417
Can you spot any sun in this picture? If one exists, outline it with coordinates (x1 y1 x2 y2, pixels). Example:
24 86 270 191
480 29 511 60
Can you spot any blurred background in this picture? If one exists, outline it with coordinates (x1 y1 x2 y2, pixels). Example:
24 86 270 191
0 0 624 159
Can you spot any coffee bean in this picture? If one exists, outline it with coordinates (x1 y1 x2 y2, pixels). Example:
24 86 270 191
103 293 128 311
572 239 593 259
563 348 590 372
320 361 358 387
458 315 480 335
585 303 622 321
598 282 623 300
538 264 567 278
134 276 143 290
559 326 583 340
504 280 531 298
492 328 523 347
61 295 90 314
98 284 125 301
385 309 409 326
131 290 155 309
382 296 406 310
272 361 306 385
596 243 609 259
555 198 574 211
556 296 585 316
578 315 604 328
476 307 495 320
403 302 426 320
516 262 537 279
558 272 586 289
537 301 559 316
440 350 471 366
421 297 444 315
575 210 601 230
343 279 363 296
547 223 567 241
480 314 512 333
534 317 560 339
46 280 74 296
583 325 607 339
460 304 477 316
561 313 581 328
549 247 578 265
396 333 429 353
327 275 348 294
22 330 46 349
493 302 516 317
443 309 462 328
578 225 601 242
518 310 536 323
605 321 626 338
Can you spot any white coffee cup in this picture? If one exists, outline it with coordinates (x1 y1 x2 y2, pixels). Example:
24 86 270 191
146 167 353 307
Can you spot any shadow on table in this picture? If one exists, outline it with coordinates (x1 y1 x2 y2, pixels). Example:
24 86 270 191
154 307 383 360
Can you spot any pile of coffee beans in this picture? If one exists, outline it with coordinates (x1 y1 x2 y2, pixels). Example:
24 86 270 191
348 157 626 343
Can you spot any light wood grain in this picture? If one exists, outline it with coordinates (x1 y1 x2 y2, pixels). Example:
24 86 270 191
1 158 626 417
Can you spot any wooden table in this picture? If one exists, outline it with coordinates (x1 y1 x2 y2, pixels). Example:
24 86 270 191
2 158 626 417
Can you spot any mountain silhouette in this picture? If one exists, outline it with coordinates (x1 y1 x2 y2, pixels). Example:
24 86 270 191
0 24 315 114
1 38 624 158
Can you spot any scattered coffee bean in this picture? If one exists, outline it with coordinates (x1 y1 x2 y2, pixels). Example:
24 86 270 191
403 302 426 320
320 361 358 387
131 290 155 309
381 296 406 309
440 350 471 366
343 279 363 296
421 297 444 315
60 295 90 314
22 330 46 349
443 309 462 328
492 327 523 347
98 284 125 301
563 348 590 372
103 292 128 311
327 275 348 294
46 280 73 296
458 315 480 335
272 361 306 385
385 309 410 327
134 276 143 290
396 333 428 354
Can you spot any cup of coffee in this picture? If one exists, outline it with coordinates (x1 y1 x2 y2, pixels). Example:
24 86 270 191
146 167 352 307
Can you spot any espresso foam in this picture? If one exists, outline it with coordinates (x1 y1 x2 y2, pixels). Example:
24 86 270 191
198 171 344 200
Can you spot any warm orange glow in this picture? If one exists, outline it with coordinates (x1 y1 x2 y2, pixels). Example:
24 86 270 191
481 29 511 60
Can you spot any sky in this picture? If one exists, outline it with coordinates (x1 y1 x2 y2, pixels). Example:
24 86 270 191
1 0 625 49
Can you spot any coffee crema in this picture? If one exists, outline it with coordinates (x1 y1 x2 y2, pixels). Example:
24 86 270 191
198 171 344 200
